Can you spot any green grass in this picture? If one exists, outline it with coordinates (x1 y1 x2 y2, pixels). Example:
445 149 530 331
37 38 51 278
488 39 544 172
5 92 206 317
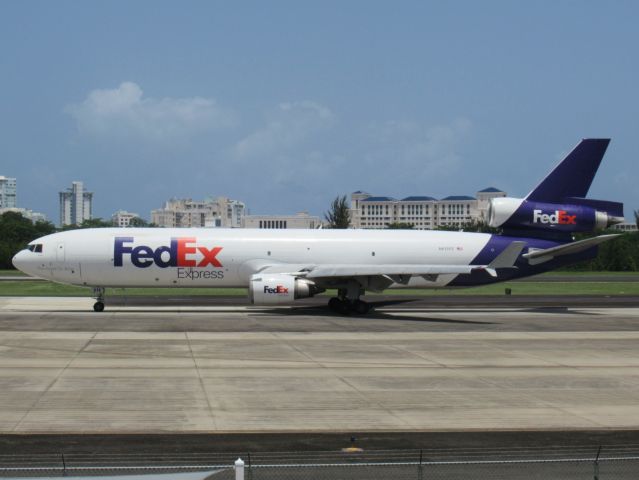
1 279 638 297
364 282 639 296
0 269 28 277
0 281 248 297
538 271 639 277
2 269 637 279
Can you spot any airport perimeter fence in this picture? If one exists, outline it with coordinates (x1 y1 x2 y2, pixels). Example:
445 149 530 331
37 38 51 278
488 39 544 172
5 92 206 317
1 446 639 479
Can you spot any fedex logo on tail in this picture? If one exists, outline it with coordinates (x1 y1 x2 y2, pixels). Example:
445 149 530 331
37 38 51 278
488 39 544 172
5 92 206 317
114 237 223 268
533 209 577 225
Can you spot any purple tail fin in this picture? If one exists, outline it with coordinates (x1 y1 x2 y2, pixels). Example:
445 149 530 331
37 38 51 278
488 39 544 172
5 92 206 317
525 139 610 203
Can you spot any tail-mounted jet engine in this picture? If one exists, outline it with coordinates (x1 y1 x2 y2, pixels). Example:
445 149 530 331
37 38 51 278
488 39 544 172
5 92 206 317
249 274 325 305
488 197 624 233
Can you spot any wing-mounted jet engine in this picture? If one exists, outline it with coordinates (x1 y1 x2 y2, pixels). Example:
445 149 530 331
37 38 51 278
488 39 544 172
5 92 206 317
249 274 324 305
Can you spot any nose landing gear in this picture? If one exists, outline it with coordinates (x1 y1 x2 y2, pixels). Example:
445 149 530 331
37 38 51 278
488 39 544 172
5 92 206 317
93 286 105 312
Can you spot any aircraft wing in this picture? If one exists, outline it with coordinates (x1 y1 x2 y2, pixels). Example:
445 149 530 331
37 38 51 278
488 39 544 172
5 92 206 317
299 263 493 292
304 240 525 279
297 241 525 291
523 234 619 265
246 262 486 293
305 264 489 278
251 241 526 291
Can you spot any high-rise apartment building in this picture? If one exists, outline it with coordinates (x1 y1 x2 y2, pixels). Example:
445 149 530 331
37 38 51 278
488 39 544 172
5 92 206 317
0 175 47 223
59 181 93 226
151 196 246 228
0 176 17 209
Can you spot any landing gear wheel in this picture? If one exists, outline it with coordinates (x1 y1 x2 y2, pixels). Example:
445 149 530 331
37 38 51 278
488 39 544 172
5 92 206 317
328 297 352 315
337 299 352 315
353 299 370 314
92 287 105 313
328 297 341 311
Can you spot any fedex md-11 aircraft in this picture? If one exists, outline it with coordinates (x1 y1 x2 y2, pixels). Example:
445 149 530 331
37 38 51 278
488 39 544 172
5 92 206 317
13 139 624 314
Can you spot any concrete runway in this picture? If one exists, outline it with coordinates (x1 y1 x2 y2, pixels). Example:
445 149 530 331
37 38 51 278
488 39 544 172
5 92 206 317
0 296 639 435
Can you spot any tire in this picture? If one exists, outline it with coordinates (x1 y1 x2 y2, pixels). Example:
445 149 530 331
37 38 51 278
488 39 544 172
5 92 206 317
353 300 370 314
93 301 105 312
328 297 341 311
338 299 352 315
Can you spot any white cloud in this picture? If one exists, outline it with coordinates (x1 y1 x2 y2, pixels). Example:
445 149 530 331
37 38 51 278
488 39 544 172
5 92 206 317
233 101 335 159
65 82 238 141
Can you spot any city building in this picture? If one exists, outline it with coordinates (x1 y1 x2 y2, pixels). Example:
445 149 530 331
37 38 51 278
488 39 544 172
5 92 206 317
221 197 246 228
612 222 638 232
0 176 47 222
0 207 47 223
59 181 93 226
0 176 17 209
151 196 246 228
112 210 140 227
242 211 321 229
349 188 506 230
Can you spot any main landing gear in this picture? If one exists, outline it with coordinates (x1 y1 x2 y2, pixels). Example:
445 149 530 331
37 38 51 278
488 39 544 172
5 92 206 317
328 283 371 315
93 286 105 312
328 297 371 315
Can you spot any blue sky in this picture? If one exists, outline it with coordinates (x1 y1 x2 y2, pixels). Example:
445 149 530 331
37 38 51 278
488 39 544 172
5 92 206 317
1 1 637 223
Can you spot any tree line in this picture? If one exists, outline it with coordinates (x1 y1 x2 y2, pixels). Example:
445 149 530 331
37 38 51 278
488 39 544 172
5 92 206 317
0 211 152 269
0 211 57 269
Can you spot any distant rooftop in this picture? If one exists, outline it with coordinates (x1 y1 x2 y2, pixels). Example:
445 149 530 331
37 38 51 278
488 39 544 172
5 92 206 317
441 195 476 201
361 195 479 202
478 187 503 193
361 196 396 202
402 196 437 201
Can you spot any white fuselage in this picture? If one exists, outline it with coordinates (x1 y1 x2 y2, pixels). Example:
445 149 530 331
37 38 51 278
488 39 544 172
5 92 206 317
13 228 493 289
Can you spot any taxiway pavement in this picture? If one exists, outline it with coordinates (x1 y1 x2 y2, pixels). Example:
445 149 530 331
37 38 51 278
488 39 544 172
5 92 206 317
0 296 638 434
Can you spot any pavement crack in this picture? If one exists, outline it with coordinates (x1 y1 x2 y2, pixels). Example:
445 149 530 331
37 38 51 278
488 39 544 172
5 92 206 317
12 332 97 432
185 332 218 430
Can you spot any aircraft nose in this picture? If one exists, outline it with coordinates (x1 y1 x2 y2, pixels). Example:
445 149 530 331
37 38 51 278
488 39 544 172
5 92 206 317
12 250 31 275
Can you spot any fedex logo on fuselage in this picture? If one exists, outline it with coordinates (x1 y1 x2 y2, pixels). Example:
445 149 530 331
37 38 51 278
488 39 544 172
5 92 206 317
114 237 223 268
532 209 577 225
264 285 289 294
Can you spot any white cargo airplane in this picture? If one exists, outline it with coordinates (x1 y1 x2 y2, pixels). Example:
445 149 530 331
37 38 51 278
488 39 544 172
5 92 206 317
13 139 623 313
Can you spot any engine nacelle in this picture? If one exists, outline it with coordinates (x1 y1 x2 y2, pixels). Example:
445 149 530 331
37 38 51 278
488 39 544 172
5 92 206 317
488 197 623 232
249 274 323 305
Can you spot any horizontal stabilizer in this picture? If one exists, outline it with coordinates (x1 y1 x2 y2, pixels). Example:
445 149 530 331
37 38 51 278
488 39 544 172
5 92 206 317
489 241 526 269
523 234 619 265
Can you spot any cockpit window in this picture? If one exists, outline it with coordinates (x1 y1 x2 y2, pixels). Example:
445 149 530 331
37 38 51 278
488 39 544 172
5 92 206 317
27 244 43 253
27 245 35 252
